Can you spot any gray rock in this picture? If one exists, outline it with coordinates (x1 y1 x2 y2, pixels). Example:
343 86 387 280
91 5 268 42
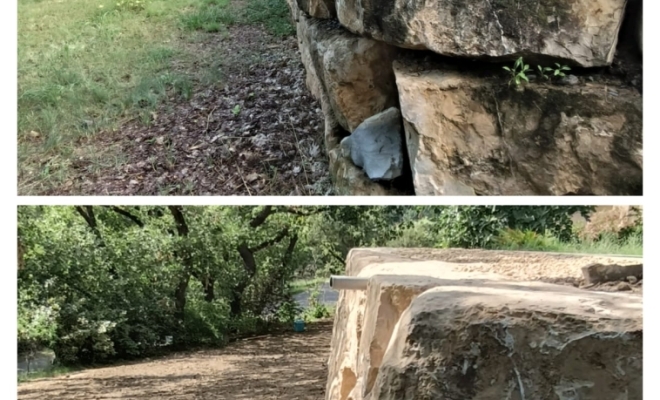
559 74 580 85
340 108 404 181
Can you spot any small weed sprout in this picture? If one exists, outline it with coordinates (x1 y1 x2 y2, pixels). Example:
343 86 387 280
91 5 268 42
551 63 571 78
537 65 553 80
502 57 530 86
231 104 241 116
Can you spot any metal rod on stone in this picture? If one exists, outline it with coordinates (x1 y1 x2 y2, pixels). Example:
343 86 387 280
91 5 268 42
329 275 369 290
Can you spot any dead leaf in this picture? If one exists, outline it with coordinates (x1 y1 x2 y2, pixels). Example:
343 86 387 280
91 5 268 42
246 173 259 182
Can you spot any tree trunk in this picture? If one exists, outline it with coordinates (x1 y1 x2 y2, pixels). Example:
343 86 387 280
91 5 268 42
168 206 192 324
173 274 190 323
74 206 118 278
203 276 215 302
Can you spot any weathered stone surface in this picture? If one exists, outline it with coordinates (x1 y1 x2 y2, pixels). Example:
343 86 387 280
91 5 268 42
327 248 643 400
329 147 398 195
372 282 642 400
340 108 404 181
582 263 643 285
292 6 401 195
336 0 628 67
296 15 398 133
285 0 300 22
296 0 335 19
326 260 500 400
394 60 643 196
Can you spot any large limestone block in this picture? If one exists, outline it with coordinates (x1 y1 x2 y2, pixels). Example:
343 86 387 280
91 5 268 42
296 0 336 19
296 16 398 133
336 0 628 67
371 281 642 399
394 60 643 196
327 248 643 400
326 263 501 400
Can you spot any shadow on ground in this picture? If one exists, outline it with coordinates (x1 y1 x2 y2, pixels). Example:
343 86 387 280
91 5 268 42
18 322 332 400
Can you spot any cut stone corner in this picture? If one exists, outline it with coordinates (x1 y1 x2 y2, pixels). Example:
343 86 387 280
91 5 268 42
325 248 643 400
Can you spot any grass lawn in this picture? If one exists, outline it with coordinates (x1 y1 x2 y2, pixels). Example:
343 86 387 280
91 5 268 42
17 0 293 194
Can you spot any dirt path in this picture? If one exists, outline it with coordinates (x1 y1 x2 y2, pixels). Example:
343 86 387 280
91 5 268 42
18 322 333 400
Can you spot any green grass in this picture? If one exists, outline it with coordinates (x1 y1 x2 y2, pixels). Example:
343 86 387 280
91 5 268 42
18 0 294 194
18 365 80 383
494 229 642 256
18 0 199 192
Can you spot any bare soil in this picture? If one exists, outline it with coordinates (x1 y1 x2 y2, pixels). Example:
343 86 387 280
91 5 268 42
53 25 330 196
18 322 333 400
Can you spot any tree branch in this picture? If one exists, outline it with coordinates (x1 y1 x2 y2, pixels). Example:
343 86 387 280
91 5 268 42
329 249 346 265
249 227 290 252
168 206 189 237
249 206 276 228
282 234 298 267
106 206 144 228
75 206 99 233
283 206 329 217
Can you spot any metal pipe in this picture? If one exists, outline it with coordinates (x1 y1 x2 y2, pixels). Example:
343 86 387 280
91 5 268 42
329 275 369 290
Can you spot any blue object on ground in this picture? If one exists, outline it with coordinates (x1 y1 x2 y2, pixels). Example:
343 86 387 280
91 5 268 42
293 319 305 332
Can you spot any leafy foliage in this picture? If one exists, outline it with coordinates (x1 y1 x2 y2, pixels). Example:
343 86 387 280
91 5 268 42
503 57 530 86
431 206 594 248
504 57 572 85
20 205 630 367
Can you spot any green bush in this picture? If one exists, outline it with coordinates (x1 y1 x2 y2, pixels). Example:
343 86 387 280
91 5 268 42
496 228 553 250
276 299 303 323
386 218 442 248
17 292 58 353
617 207 643 244
433 206 594 248
180 288 231 346
302 286 331 321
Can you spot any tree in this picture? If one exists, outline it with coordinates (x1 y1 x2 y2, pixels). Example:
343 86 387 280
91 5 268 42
17 205 600 365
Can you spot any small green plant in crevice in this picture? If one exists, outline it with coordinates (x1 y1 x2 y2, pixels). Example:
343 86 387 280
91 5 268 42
502 57 531 86
550 63 571 78
231 104 241 116
538 63 571 80
536 65 553 81
504 58 572 86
